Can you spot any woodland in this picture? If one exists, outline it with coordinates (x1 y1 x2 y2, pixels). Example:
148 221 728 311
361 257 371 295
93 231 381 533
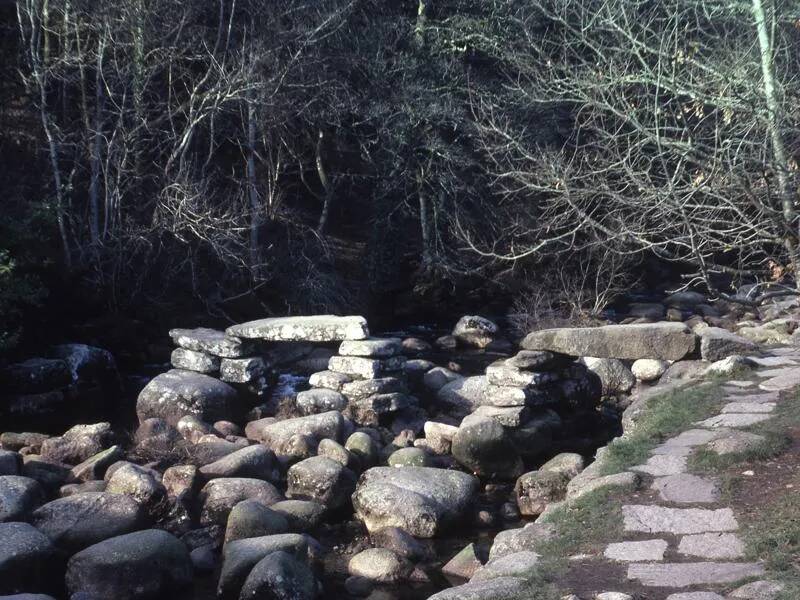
1 0 798 354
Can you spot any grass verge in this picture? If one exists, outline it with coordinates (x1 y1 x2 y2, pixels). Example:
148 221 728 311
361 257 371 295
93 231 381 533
742 477 800 600
689 391 800 473
536 487 625 560
598 381 727 475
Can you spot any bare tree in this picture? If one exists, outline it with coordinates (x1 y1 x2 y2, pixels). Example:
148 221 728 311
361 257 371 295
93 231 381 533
464 0 800 300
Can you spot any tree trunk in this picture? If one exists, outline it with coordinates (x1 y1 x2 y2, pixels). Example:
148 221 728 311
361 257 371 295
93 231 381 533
247 94 261 273
751 0 800 283
315 129 333 235
88 36 105 247
414 0 428 49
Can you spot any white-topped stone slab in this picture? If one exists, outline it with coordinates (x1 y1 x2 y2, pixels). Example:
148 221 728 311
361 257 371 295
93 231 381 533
695 413 771 428
721 402 775 414
677 532 745 559
627 562 764 587
665 593 726 600
329 355 405 379
604 539 668 562
623 505 738 534
652 474 720 504
520 322 696 361
169 327 251 358
631 455 687 477
227 315 369 342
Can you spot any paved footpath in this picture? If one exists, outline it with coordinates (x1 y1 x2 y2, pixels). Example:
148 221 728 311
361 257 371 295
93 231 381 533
597 348 798 600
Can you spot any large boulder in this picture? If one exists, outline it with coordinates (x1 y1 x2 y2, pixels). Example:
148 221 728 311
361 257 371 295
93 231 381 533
0 476 44 522
451 416 523 479
224 500 289 543
631 359 669 382
227 315 369 342
352 467 478 538
0 450 22 476
136 369 240 425
514 471 569 517
0 359 71 394
30 492 145 552
3 391 65 419
48 343 116 383
270 500 325 533
348 548 411 583
521 323 696 361
698 327 758 362
199 445 276 482
65 529 192 600
0 523 56 595
296 389 348 415
40 423 113 465
217 534 309 599
106 463 166 511
581 357 636 396
169 327 251 358
428 577 532 600
69 445 125 482
247 411 347 454
287 456 357 510
239 550 318 600
199 478 283 525
452 316 499 349
436 376 487 417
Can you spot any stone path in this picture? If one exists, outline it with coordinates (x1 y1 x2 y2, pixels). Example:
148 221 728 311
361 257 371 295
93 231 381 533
597 348 800 597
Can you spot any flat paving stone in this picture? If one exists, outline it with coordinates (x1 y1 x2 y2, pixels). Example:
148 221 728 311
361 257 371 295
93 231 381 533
759 369 800 391
661 429 723 447
707 430 766 455
631 455 687 477
721 402 775 414
748 356 798 367
756 366 797 378
724 380 756 388
651 444 694 457
677 533 745 559
721 392 779 404
729 580 785 599
665 593 726 600
765 347 800 357
603 539 668 562
627 562 765 587
652 474 720 504
695 413 771 428
622 505 738 534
